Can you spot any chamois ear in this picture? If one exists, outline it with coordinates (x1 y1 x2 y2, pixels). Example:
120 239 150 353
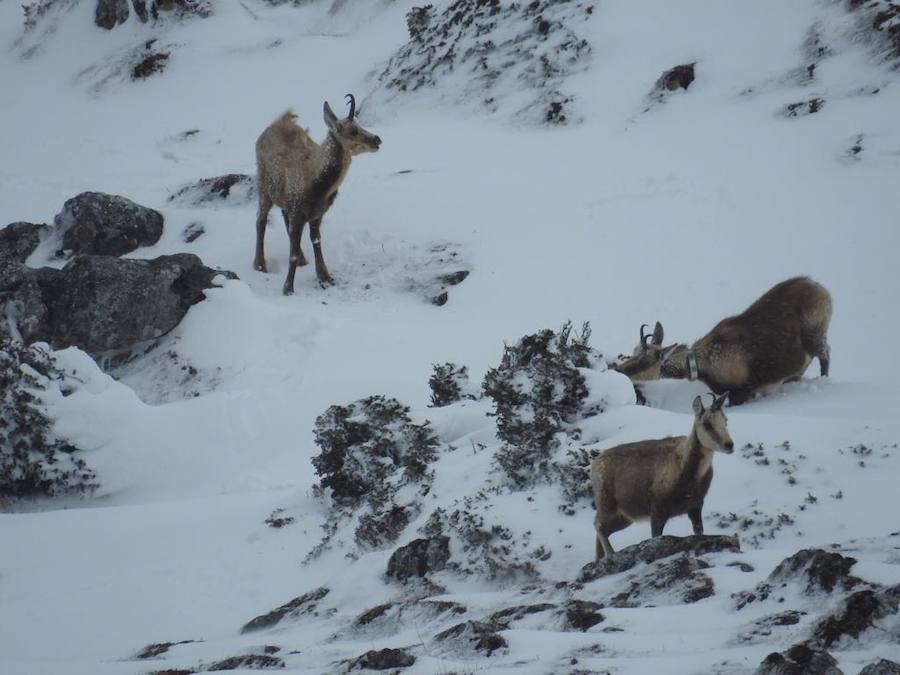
652 321 664 346
713 392 729 410
692 395 704 416
323 101 339 130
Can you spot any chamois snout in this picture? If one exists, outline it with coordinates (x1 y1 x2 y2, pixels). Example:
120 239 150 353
324 95 382 155
693 393 733 453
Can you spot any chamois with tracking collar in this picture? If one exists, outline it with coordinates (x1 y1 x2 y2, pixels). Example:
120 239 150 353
590 392 733 563
613 277 832 405
253 94 382 294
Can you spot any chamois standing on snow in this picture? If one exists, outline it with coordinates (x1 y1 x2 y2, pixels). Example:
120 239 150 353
590 393 733 563
614 277 832 405
254 95 382 294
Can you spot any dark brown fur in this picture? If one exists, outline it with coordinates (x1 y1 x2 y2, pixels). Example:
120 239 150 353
615 277 832 405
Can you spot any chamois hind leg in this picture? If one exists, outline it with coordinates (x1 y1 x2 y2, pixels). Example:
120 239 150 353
816 340 831 377
802 331 830 377
687 506 703 535
309 217 334 287
650 507 669 538
254 191 273 272
282 209 307 267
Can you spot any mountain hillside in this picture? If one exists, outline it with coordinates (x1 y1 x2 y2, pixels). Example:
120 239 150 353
1 1 899 674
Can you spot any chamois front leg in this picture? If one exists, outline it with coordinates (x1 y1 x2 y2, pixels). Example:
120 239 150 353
687 506 704 535
594 512 629 564
282 211 307 295
650 506 668 538
254 192 273 273
309 217 334 287
594 513 615 564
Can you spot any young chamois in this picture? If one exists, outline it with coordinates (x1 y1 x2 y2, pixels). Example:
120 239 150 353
613 277 832 405
591 393 733 563
254 95 382 294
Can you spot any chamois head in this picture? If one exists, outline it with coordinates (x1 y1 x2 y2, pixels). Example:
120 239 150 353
692 393 733 453
323 94 382 155
614 322 668 380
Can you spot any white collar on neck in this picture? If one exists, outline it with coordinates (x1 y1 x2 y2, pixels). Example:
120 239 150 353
686 350 699 381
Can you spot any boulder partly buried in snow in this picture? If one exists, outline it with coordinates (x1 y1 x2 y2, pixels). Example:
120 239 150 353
734 548 869 610
645 62 697 110
386 536 451 582
605 554 716 607
578 534 741 582
809 587 900 649
95 0 213 29
54 191 163 256
95 0 129 30
347 647 416 671
0 250 235 354
755 643 843 675
44 253 232 353
0 221 47 264
241 586 330 633
432 620 508 657
859 659 900 675
562 599 604 631
168 174 257 207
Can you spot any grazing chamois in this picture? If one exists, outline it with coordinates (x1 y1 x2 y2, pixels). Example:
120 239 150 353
613 277 832 405
254 94 382 294
590 393 733 563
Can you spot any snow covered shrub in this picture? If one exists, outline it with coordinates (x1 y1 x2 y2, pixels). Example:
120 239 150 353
845 0 900 63
308 396 440 557
428 362 476 407
0 341 97 503
406 4 434 42
355 504 415 550
312 395 439 507
131 39 169 80
556 447 597 516
422 498 539 581
482 322 598 488
22 0 71 32
374 0 595 124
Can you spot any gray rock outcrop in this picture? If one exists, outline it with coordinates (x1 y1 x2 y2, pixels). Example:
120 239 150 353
1 217 234 355
55 191 163 257
386 536 451 582
578 534 741 582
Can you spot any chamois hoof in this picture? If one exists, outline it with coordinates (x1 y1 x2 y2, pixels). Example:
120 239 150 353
317 275 335 289
253 260 267 273
282 285 295 296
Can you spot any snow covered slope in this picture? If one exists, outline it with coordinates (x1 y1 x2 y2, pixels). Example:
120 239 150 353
1 1 899 673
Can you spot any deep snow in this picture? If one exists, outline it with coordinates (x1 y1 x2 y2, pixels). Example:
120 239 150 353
1 1 899 674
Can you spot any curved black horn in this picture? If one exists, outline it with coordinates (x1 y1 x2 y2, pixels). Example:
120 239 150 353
640 323 650 345
345 93 356 120
707 392 717 407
